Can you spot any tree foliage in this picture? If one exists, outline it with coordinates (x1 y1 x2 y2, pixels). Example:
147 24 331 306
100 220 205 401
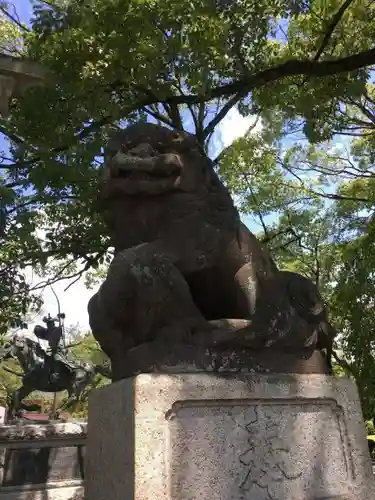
59 328 110 417
219 96 375 417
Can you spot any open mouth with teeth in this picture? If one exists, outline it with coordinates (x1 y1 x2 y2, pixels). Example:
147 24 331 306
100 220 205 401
99 148 185 198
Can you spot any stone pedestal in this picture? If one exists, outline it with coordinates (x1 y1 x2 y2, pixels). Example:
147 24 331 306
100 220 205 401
85 374 375 500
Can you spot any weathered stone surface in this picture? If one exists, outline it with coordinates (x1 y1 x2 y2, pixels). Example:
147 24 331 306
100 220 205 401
0 54 50 81
115 344 330 379
0 484 84 500
2 445 85 486
85 374 375 500
0 422 86 500
0 54 51 116
88 123 336 379
0 422 87 441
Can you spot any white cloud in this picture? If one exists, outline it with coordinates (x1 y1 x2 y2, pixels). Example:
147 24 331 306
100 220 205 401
218 107 261 149
9 226 97 338
18 268 98 339
208 107 262 159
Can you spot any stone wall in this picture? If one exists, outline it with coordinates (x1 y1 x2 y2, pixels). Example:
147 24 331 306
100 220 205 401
0 422 86 500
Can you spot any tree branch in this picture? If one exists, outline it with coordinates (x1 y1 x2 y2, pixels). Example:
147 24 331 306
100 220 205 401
196 100 206 144
271 236 303 252
242 173 269 239
314 0 355 61
277 156 372 204
143 106 174 128
172 79 200 133
347 97 375 125
168 48 375 106
311 190 371 203
0 4 30 33
261 226 301 245
37 0 64 11
363 87 375 107
212 115 260 166
28 249 107 293
9 47 375 170
167 102 183 130
203 92 244 140
204 99 222 152
0 123 25 144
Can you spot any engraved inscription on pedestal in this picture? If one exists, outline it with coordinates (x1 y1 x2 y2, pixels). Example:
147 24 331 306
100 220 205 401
168 400 351 500
2 445 85 486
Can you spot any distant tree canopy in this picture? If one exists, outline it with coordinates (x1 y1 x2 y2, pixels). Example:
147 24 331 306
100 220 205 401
1 0 375 416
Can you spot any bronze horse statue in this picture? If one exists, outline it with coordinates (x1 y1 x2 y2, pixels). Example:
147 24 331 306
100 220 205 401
0 334 111 420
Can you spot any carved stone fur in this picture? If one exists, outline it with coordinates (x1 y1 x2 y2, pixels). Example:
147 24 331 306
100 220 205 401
88 123 335 379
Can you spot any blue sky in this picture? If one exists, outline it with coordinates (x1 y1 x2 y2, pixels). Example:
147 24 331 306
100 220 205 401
12 0 32 23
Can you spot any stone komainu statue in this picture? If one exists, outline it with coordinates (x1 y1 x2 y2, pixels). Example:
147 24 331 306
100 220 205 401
88 123 336 380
